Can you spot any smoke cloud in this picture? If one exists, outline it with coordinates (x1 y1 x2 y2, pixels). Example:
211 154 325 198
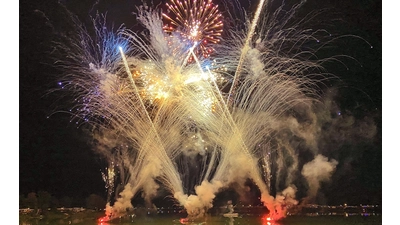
301 154 338 202
175 180 223 219
105 183 134 218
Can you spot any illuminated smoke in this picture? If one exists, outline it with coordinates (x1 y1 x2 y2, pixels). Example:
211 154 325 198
301 154 338 202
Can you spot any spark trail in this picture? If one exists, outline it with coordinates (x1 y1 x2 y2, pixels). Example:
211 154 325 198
227 0 267 107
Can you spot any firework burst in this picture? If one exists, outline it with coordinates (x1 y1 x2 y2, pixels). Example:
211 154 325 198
162 0 223 60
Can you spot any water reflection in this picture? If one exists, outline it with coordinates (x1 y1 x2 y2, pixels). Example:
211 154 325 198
171 214 284 225
20 214 382 225
261 214 281 225
98 222 110 225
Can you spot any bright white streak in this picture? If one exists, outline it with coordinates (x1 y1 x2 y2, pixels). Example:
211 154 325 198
227 0 267 106
119 46 136 88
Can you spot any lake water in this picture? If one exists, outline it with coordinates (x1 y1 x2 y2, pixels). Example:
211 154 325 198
19 214 382 225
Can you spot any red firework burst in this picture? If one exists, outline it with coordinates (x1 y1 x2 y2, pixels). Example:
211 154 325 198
162 0 223 58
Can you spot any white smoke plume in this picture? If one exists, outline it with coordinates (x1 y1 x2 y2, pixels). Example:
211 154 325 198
105 183 134 218
139 157 163 206
268 185 299 219
175 180 223 219
301 154 338 202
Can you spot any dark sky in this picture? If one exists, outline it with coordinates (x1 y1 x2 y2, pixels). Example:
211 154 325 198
19 0 382 207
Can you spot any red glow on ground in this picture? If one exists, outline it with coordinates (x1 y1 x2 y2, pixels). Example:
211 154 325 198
179 217 192 224
98 216 110 224
261 214 277 225
262 214 273 221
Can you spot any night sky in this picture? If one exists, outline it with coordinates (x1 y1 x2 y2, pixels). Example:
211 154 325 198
18 0 383 209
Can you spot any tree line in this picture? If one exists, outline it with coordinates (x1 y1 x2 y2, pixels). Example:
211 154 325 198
19 191 107 214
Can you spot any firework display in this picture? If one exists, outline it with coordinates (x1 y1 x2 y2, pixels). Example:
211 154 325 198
55 0 347 222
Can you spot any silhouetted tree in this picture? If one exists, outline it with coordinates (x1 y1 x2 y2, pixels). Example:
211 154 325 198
19 194 27 208
86 194 106 210
51 196 60 208
26 192 38 213
60 196 73 207
37 191 52 214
